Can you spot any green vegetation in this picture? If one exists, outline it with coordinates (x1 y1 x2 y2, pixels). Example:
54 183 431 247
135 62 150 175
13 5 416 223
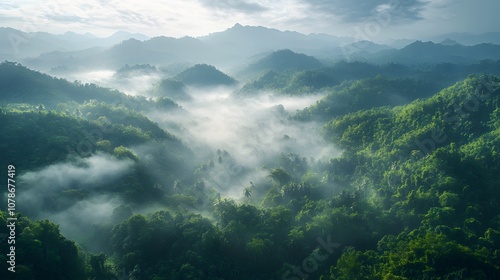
240 60 500 95
243 49 323 76
2 60 500 279
296 76 438 121
316 75 500 278
0 212 87 279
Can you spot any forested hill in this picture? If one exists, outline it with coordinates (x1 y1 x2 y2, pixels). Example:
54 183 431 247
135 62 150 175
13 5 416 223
0 61 191 186
1 66 500 278
0 61 180 112
295 76 440 121
316 74 500 278
173 64 237 86
243 49 323 75
0 61 124 108
240 60 500 95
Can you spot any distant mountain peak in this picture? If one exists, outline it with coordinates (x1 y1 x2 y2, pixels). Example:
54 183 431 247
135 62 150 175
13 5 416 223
404 40 435 48
439 38 462 46
108 30 149 41
63 31 97 39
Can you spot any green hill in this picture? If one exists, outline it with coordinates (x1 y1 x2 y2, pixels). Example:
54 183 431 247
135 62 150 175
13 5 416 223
0 62 123 107
0 61 181 112
296 76 440 121
244 49 323 75
315 75 500 279
173 64 237 86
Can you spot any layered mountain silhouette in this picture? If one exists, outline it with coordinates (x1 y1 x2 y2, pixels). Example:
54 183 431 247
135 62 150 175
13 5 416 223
5 25 500 73
0 27 149 60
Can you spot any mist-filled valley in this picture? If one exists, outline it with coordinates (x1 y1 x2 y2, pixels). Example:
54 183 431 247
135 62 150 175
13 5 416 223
2 17 500 280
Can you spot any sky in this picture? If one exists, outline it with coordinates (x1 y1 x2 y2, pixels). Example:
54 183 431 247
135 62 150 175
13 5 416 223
0 0 498 40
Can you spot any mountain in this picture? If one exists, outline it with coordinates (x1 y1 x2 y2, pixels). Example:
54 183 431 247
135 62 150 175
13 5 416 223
439 38 463 46
101 38 176 67
431 32 500 45
0 61 124 107
7 26 500 74
316 75 500 280
0 27 71 59
199 23 350 60
385 38 417 49
106 30 150 43
13 24 351 71
22 46 106 72
370 41 500 64
296 76 439 121
242 49 323 77
150 78 190 100
22 35 211 71
0 27 149 60
0 61 182 114
240 60 381 94
14 24 353 71
173 64 237 86
341 40 393 56
241 58 500 96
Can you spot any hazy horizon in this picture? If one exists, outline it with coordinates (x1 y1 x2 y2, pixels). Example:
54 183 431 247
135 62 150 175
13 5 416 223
1 0 499 42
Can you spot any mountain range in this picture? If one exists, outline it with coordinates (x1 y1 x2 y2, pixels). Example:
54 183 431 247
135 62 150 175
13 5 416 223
2 24 500 77
0 27 149 60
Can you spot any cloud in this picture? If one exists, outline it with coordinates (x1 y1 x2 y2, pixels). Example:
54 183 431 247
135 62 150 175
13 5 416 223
46 194 122 245
198 0 268 14
0 0 214 37
17 153 133 215
0 2 20 10
300 0 428 23
146 86 340 198
0 0 497 52
20 153 133 188
44 14 90 23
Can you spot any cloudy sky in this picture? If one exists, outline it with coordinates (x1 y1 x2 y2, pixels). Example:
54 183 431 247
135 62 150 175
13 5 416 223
0 0 498 40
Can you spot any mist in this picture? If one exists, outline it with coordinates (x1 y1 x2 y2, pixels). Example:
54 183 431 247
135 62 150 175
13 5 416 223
145 86 341 198
6 62 344 251
50 68 165 96
14 154 134 246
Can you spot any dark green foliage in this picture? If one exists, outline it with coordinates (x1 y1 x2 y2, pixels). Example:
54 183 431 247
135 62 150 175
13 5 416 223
0 62 123 108
317 75 500 278
0 61 181 113
0 106 177 170
298 76 436 121
241 60 500 95
4 62 500 279
0 212 87 280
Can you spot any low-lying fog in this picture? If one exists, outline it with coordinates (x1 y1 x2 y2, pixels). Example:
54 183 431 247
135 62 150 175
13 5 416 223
149 85 340 197
51 68 164 96
17 69 341 249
